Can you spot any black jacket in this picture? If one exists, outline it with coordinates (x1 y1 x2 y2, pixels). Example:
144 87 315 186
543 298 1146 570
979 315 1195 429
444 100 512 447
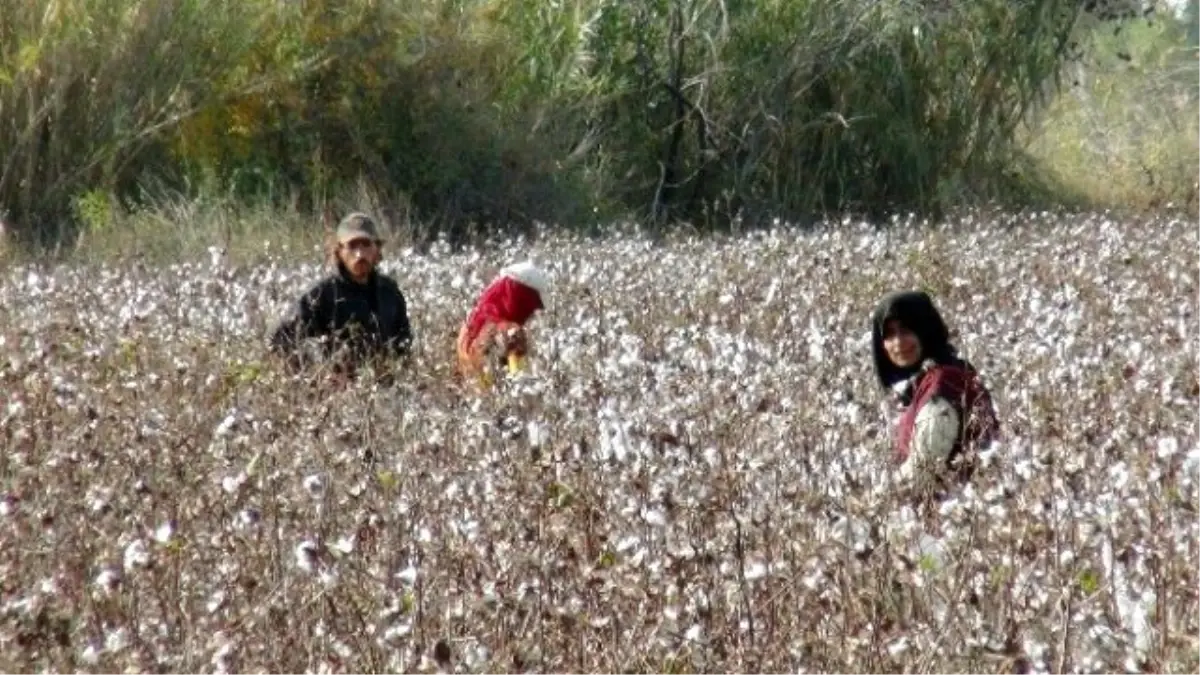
270 263 413 370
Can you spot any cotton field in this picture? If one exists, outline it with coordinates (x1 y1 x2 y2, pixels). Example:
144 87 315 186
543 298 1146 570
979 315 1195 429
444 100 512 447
0 211 1197 673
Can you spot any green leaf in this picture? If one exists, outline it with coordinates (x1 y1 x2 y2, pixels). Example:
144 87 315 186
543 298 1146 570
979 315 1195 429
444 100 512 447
989 565 1011 588
377 470 398 492
1077 568 1101 595
545 481 574 508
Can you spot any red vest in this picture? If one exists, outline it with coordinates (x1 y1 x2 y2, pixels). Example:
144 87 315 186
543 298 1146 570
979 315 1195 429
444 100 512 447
895 363 1000 465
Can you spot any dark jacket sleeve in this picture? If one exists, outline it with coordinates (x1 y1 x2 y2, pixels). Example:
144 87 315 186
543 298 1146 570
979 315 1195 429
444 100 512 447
270 279 334 359
388 285 414 358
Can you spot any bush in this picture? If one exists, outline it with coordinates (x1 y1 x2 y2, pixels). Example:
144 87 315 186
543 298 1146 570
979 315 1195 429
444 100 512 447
1 0 1185 252
504 0 1093 225
0 0 268 247
1021 5 1199 213
173 0 592 243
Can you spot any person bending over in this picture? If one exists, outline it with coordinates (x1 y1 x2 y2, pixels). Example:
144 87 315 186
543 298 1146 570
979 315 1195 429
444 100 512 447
456 261 550 388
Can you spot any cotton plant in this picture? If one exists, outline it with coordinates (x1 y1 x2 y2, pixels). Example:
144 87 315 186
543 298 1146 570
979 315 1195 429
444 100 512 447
0 211 1194 672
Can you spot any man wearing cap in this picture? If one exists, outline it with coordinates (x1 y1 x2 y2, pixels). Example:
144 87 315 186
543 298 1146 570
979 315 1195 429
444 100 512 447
456 261 551 388
269 212 414 379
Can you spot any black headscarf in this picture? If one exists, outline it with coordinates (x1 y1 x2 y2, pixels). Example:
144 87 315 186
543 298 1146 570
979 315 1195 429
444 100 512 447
871 290 963 391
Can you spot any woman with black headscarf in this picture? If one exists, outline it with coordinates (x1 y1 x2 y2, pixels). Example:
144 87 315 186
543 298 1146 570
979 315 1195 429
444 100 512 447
871 290 1000 490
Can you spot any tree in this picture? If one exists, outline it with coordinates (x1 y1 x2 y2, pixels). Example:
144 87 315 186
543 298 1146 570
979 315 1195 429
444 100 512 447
1186 0 1199 48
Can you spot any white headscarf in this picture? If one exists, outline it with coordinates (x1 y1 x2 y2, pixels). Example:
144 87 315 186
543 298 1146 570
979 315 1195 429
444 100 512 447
500 261 552 306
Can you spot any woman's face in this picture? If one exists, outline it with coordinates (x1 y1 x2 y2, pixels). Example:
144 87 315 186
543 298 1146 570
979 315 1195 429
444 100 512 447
338 237 380 282
882 319 922 368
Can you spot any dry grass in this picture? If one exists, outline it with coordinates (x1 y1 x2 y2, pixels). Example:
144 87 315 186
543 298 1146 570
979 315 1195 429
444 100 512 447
1 210 1197 673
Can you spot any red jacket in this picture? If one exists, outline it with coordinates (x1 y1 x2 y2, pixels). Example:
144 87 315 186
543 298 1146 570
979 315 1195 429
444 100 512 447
894 362 1000 471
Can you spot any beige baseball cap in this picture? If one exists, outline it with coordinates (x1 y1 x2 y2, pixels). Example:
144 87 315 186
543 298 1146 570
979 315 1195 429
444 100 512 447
336 212 382 244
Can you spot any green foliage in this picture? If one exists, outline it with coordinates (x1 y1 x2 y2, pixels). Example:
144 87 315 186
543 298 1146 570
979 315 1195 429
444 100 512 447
545 481 576 508
72 189 117 236
0 0 268 245
1188 0 1199 48
499 0 1091 224
1077 567 1102 595
1022 5 1199 212
176 0 590 236
1 0 1188 251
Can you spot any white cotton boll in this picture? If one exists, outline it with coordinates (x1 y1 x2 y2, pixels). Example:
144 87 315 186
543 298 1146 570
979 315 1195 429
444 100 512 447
1121 592 1155 659
93 567 121 594
1109 462 1130 490
1156 437 1179 459
1128 341 1143 361
396 564 418 585
616 536 641 553
207 246 226 268
331 535 355 557
641 506 668 527
912 397 960 464
295 541 319 574
303 474 325 496
381 621 413 644
215 411 237 437
916 533 947 570
207 589 227 614
38 577 58 596
1014 458 1035 481
80 643 101 666
212 642 236 674
221 473 247 494
883 506 919 544
744 561 768 581
831 515 872 553
887 636 910 656
105 627 129 653
1176 441 1200 470
464 643 490 670
122 540 149 572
